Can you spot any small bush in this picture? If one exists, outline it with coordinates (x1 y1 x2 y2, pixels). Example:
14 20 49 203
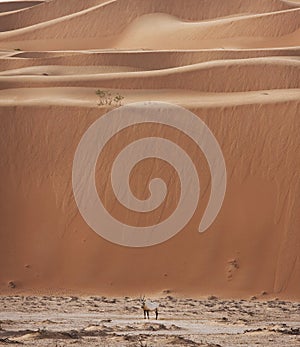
96 90 125 107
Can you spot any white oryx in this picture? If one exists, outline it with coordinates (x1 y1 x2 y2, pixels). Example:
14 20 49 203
140 296 159 320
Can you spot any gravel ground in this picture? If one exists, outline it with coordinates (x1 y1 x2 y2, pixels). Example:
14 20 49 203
0 295 299 346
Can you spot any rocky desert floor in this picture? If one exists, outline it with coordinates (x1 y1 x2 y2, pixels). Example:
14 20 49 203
0 295 299 346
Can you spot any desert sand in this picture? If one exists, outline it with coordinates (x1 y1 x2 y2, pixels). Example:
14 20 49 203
0 0 300 303
0 0 300 346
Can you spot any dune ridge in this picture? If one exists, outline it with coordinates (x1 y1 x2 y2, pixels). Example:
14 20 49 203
0 0 299 299
0 1 43 14
0 58 299 93
0 0 299 49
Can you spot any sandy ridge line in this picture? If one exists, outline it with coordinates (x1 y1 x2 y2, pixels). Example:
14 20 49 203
0 55 300 77
0 56 299 75
0 2 299 40
0 0 105 27
0 1 43 16
2 6 300 35
4 47 300 57
0 0 116 37
0 56 299 86
0 88 300 109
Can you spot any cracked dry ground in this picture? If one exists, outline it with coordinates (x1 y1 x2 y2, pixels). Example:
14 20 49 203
0 295 299 346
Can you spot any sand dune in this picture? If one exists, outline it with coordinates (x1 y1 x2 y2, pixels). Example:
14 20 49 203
0 0 299 300
0 58 299 93
0 0 107 32
116 9 300 50
1 88 300 110
1 48 299 72
0 0 299 50
0 1 43 14
1 0 296 33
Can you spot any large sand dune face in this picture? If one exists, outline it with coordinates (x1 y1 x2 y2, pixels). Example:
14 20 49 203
0 0 299 299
